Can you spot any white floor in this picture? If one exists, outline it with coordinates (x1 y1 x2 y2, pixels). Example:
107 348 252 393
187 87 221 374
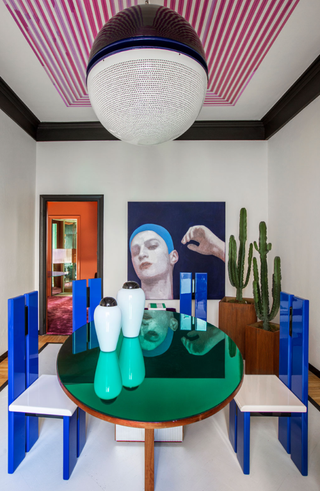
1 344 320 491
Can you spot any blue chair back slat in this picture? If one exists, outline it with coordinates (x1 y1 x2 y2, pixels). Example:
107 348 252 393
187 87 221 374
8 296 26 405
88 278 102 322
180 272 192 316
72 280 87 332
279 292 293 389
25 292 39 388
291 296 309 406
195 273 207 321
24 291 39 451
278 291 309 471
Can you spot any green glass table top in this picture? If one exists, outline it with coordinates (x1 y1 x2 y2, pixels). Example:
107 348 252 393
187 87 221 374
57 311 243 426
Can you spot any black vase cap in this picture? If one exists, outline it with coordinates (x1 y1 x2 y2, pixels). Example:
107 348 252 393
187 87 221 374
122 281 140 289
99 297 117 307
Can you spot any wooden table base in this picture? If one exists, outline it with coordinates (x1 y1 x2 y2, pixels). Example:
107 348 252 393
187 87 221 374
145 429 154 491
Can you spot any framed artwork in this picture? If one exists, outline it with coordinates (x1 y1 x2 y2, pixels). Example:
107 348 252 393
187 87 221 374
127 202 225 300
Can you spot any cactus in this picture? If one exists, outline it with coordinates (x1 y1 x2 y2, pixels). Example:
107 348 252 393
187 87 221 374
252 221 281 330
228 208 253 302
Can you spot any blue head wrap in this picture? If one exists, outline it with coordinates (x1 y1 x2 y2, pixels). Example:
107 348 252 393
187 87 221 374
129 224 174 253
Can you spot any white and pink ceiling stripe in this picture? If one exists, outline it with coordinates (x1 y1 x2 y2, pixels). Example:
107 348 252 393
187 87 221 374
3 0 300 108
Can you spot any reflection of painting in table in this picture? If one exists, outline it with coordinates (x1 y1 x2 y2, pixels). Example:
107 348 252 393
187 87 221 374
144 330 225 379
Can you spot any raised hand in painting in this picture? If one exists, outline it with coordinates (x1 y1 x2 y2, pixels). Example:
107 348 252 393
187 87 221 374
181 225 225 262
181 327 224 356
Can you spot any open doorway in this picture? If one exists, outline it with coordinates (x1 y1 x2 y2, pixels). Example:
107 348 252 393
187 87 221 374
50 218 77 295
39 195 104 335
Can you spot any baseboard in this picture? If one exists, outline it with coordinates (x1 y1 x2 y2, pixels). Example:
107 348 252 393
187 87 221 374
0 351 8 363
308 395 320 412
0 381 8 392
309 363 320 378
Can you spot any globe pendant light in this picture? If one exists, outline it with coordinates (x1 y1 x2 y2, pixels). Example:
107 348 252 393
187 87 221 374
86 2 208 146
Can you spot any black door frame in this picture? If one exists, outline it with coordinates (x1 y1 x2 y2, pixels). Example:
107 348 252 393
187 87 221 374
39 194 104 335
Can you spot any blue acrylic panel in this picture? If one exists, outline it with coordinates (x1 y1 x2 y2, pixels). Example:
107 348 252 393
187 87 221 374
279 292 293 389
25 291 39 452
180 273 192 316
63 412 77 480
8 296 26 405
25 292 39 387
291 296 309 406
8 412 25 473
291 412 308 476
278 292 293 453
72 324 88 355
8 295 27 472
180 314 192 331
228 399 237 452
237 410 250 475
290 296 309 476
77 408 86 457
88 278 102 322
195 273 207 321
72 280 87 332
278 416 291 454
88 321 99 350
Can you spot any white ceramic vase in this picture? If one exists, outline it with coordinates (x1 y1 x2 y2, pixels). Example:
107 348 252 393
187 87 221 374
117 281 145 337
94 297 122 352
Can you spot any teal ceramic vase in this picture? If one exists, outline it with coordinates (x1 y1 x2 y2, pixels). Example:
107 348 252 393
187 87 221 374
119 336 145 389
94 350 122 400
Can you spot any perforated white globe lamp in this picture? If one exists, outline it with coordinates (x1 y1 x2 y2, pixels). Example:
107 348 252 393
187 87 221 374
86 2 208 146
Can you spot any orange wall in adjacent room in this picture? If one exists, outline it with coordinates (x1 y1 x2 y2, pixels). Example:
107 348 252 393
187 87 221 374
48 201 98 281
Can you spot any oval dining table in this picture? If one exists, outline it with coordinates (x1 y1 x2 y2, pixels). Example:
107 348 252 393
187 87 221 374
57 311 243 491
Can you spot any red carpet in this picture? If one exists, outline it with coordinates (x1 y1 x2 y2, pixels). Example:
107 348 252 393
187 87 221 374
47 295 73 335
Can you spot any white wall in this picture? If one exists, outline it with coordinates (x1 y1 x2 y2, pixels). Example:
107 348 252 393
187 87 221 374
36 140 268 327
268 95 320 369
0 111 36 354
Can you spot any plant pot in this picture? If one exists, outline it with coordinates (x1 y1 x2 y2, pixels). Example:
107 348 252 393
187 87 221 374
218 296 256 360
245 322 280 375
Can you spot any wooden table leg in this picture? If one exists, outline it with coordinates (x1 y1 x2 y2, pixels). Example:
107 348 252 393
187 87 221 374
145 428 154 491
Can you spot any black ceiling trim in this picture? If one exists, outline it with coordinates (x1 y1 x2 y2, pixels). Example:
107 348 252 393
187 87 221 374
36 121 117 141
37 120 264 141
262 54 320 139
176 120 265 140
1 55 319 142
0 77 39 139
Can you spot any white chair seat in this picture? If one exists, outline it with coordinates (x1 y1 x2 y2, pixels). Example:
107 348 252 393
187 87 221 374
9 374 77 417
235 375 307 413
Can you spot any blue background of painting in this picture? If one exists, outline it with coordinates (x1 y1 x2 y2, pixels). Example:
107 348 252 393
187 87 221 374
127 202 225 300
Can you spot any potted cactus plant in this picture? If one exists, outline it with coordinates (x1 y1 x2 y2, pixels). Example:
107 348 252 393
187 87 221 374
219 208 257 359
245 221 282 374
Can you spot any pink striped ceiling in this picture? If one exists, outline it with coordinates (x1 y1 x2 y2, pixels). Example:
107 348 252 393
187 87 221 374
3 0 300 108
